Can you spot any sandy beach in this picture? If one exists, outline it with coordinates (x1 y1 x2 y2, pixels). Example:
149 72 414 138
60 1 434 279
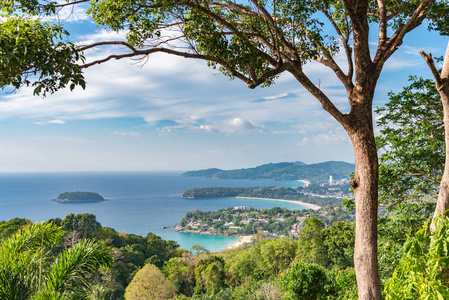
235 196 321 210
297 179 311 187
226 235 254 249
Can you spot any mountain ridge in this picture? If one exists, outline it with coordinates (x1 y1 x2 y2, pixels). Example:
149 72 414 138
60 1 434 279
182 161 354 183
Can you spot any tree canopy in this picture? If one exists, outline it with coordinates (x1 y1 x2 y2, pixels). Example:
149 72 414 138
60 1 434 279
376 76 443 207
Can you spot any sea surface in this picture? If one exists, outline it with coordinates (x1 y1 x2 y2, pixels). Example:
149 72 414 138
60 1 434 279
0 172 306 252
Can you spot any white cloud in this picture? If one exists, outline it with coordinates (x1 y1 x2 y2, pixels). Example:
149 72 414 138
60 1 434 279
34 119 66 125
48 119 66 124
112 131 141 137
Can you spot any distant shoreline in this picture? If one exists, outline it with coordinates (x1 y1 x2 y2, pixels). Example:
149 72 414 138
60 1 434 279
235 196 321 210
226 235 254 249
297 179 311 187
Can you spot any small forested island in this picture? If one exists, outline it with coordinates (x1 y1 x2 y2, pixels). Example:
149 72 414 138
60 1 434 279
53 191 106 202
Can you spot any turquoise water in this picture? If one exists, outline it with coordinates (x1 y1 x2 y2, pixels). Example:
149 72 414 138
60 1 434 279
0 172 305 251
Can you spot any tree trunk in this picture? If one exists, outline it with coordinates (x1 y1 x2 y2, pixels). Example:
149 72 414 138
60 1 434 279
346 104 381 300
431 41 449 232
421 41 449 232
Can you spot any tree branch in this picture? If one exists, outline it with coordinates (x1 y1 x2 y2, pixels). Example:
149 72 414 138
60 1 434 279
420 50 443 88
373 0 435 72
287 64 346 125
377 0 387 46
319 8 354 84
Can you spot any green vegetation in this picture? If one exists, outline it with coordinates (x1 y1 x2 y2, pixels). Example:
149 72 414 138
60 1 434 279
0 213 184 299
125 264 177 299
183 161 354 183
376 76 443 207
55 191 105 202
181 186 348 208
0 222 113 299
0 207 442 299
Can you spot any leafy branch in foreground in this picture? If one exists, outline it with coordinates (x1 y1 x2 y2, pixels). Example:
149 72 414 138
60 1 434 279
384 216 449 299
376 76 443 208
0 222 113 299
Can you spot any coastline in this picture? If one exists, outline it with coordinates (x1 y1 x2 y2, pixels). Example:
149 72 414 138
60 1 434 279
235 196 321 210
225 235 254 249
297 179 311 187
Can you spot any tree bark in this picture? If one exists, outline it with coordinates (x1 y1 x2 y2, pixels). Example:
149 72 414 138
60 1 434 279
345 101 381 300
432 81 449 231
421 41 449 232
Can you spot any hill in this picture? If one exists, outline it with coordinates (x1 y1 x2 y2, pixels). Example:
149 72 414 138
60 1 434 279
182 161 354 183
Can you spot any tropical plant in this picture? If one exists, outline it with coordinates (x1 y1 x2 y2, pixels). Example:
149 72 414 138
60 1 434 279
0 222 113 299
384 217 449 299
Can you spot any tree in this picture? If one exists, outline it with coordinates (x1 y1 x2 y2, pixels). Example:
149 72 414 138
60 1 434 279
124 263 177 300
164 257 196 296
0 222 113 299
0 217 31 241
420 42 449 232
323 221 355 269
296 217 328 266
376 76 443 208
61 213 101 238
194 255 226 296
279 261 336 300
2 1 447 298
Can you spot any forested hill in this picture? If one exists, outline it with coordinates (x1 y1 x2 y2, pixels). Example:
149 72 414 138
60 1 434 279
182 161 354 182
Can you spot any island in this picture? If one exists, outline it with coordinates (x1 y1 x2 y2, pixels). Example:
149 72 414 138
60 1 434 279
52 192 106 203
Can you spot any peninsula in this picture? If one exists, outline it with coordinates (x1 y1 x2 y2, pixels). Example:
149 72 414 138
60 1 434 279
53 191 106 203
181 186 348 208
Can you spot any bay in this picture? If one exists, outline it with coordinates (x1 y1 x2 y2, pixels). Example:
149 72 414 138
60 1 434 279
0 171 306 252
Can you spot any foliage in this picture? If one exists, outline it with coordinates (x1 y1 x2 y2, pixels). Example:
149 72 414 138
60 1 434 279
194 255 227 296
0 222 113 299
377 204 433 281
384 217 449 299
323 222 355 269
61 213 101 239
0 217 31 241
0 17 85 96
124 263 176 300
296 217 328 266
164 256 196 296
279 261 336 300
376 76 443 207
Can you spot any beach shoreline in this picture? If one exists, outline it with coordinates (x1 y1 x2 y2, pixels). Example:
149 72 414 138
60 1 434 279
297 179 311 187
226 235 254 249
235 196 321 210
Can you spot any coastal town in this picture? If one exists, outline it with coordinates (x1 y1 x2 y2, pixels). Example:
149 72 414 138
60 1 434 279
173 192 355 239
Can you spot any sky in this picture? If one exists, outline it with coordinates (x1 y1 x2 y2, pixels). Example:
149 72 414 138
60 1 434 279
0 6 448 172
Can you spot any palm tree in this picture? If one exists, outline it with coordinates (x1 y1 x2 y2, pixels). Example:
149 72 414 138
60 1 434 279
0 222 113 299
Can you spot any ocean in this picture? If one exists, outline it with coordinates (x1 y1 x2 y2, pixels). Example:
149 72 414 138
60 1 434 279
0 171 306 252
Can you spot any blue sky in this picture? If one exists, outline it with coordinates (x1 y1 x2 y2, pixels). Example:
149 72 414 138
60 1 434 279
0 7 448 172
